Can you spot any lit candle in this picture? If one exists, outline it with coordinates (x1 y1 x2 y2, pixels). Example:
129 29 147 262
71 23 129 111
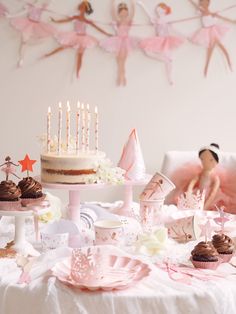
66 101 71 152
86 104 91 151
47 106 51 153
76 101 80 154
81 103 85 151
57 102 62 154
95 106 99 153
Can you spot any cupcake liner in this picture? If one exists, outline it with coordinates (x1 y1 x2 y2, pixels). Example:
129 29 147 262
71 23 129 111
190 257 220 270
0 200 21 211
219 252 234 263
20 194 46 208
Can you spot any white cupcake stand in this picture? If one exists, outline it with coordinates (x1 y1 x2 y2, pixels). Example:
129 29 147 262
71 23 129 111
0 207 51 256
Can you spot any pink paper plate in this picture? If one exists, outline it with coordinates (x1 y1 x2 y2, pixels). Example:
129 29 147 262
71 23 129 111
52 254 151 291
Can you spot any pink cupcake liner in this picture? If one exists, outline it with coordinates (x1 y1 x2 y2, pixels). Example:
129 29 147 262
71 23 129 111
0 200 22 211
20 194 46 208
219 252 234 263
190 257 220 270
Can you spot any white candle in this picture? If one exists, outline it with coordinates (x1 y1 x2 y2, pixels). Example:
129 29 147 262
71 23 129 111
76 101 80 154
86 104 91 151
81 103 85 151
66 101 71 152
95 106 99 153
58 102 62 154
47 106 51 153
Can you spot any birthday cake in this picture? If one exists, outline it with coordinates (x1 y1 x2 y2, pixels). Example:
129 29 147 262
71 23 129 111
40 103 124 185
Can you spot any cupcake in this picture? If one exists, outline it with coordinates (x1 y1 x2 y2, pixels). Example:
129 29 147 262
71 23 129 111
18 177 45 207
212 234 235 263
0 180 22 210
191 241 219 269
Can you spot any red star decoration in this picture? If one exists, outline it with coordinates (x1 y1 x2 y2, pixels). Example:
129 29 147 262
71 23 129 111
18 154 36 173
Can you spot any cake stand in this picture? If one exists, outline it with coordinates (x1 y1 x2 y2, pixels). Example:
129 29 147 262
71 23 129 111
112 174 152 218
0 207 50 256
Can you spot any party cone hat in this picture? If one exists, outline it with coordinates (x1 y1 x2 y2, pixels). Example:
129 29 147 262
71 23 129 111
118 129 146 180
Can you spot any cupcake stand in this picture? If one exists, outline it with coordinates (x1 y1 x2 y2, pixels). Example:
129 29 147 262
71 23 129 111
0 206 51 256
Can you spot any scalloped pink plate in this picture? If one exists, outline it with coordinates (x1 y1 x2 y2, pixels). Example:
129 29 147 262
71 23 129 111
52 255 151 291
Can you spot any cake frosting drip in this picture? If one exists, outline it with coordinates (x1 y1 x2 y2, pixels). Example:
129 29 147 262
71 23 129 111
212 234 235 254
18 177 43 199
191 241 218 261
0 180 21 201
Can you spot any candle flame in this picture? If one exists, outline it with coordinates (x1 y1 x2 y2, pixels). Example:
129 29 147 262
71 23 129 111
81 103 84 110
95 106 98 114
77 101 80 109
87 103 90 111
48 106 51 114
58 102 62 110
67 101 70 112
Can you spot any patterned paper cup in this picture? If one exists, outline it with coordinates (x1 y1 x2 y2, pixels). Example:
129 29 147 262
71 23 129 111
94 220 124 246
140 199 165 231
165 215 201 243
41 232 69 251
140 172 175 201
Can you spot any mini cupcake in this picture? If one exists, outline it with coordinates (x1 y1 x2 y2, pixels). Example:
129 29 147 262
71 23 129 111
212 234 235 263
191 241 220 269
18 177 45 207
0 180 22 210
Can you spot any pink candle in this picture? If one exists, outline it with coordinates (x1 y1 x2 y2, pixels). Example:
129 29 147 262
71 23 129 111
66 101 71 152
76 101 80 154
95 106 99 153
86 104 91 151
81 103 85 151
47 106 51 153
57 102 62 154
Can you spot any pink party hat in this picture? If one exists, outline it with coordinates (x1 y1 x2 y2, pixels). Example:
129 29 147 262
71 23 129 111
118 129 146 180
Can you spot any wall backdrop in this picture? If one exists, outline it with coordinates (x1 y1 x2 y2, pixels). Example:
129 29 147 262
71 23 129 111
1 0 236 202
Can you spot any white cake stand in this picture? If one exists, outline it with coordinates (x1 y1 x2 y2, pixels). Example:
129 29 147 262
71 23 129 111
0 207 50 256
112 174 152 217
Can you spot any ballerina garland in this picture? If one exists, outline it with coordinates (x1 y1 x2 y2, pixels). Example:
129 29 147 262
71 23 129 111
100 0 137 86
8 0 56 67
188 0 236 76
138 1 185 85
44 1 111 79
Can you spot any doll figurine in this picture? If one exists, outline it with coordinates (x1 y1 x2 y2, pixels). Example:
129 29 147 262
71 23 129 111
187 144 220 210
100 0 137 86
138 1 184 85
44 1 110 79
9 0 55 67
0 156 20 181
188 0 236 76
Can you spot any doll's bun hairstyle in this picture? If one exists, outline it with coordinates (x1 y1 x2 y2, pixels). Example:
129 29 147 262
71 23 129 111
118 2 128 13
80 1 93 15
199 143 220 163
158 3 172 15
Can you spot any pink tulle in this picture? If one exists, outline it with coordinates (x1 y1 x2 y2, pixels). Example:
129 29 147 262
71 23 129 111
55 32 97 49
191 25 230 47
0 3 7 17
140 36 184 53
1 165 16 175
167 163 236 214
11 18 55 41
100 24 138 54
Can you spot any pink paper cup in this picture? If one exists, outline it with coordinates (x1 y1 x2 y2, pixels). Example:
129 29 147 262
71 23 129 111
94 220 124 246
20 194 46 208
140 199 165 231
0 200 21 211
190 257 220 270
219 253 234 263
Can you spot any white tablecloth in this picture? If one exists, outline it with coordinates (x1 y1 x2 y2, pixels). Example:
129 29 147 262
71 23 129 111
1 209 236 314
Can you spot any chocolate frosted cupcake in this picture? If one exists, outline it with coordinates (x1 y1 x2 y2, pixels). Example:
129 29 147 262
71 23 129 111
191 241 219 269
212 234 235 263
18 177 45 207
0 180 21 210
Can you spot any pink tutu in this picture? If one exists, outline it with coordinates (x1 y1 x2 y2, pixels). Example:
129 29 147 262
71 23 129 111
191 25 230 47
56 32 98 49
1 165 16 175
140 36 184 53
100 35 138 54
11 18 55 41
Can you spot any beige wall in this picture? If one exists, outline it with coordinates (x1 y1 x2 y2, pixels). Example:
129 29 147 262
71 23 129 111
1 0 236 202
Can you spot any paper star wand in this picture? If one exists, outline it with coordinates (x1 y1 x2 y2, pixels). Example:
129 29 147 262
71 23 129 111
18 154 36 178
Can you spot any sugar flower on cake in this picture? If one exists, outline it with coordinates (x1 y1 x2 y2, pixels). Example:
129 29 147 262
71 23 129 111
118 129 146 181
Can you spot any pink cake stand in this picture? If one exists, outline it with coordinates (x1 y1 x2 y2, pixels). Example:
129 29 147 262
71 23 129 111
112 174 151 217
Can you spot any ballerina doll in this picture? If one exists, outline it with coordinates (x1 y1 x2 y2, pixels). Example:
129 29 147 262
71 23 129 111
9 0 55 67
0 156 20 181
137 2 185 85
188 0 236 76
100 0 137 86
44 1 111 79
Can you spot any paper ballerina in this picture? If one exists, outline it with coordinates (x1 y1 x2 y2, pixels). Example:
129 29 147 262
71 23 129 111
44 1 111 79
214 205 230 234
188 0 236 76
0 2 8 18
0 156 20 181
100 0 137 86
8 0 55 67
199 217 215 242
118 129 146 181
137 1 184 85
18 154 36 177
